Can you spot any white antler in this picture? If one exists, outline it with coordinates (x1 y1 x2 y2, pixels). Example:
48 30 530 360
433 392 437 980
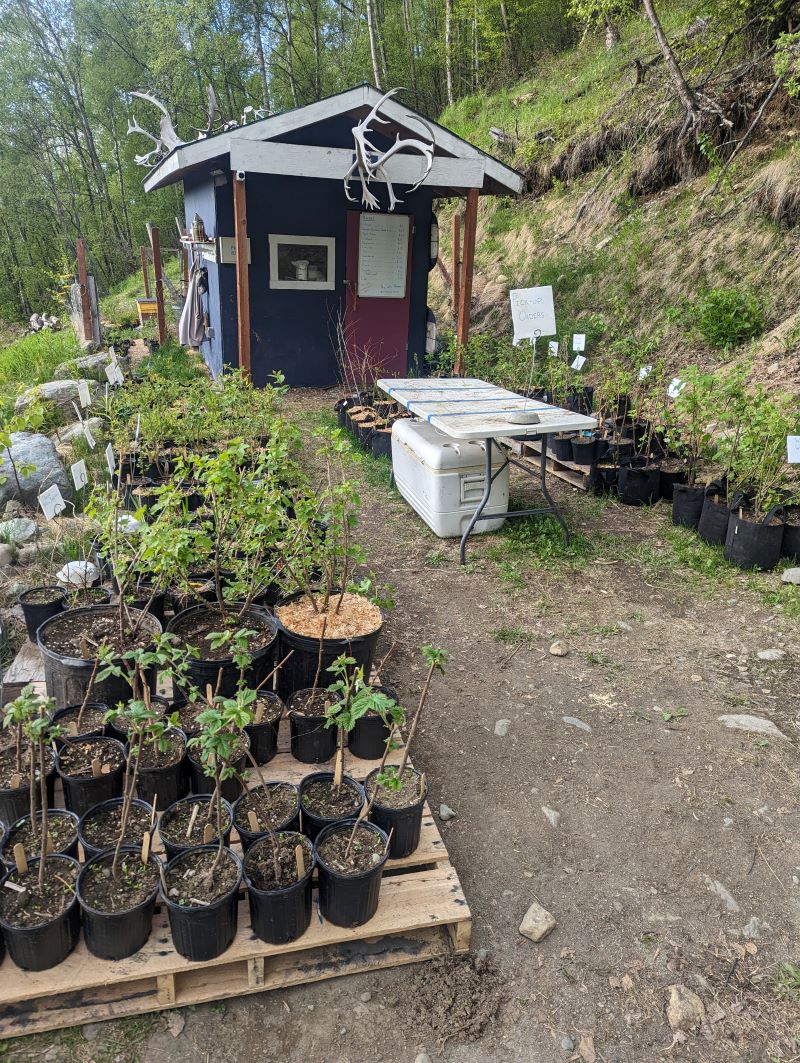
130 91 184 151
127 115 164 167
344 88 435 211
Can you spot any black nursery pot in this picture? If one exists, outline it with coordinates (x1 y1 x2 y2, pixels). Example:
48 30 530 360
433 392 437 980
370 428 393 460
56 736 126 818
244 833 314 945
0 766 56 826
37 606 161 707
348 685 397 760
18 585 66 642
77 847 160 960
275 593 383 700
697 496 730 546
607 438 635 462
233 784 301 852
287 692 337 764
659 467 688 501
0 855 81 971
125 585 166 626
366 768 427 859
571 436 600 466
187 733 249 804
724 511 784 572
135 729 190 809
162 846 243 962
106 694 169 745
78 797 155 861
245 693 284 766
671 483 706 528
314 821 389 928
52 702 109 745
158 795 234 862
617 465 661 507
299 772 364 842
1 809 80 867
550 434 575 462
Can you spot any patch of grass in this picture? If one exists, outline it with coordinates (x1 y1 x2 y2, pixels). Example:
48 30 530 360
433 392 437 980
492 504 593 571
492 625 534 645
774 963 800 1001
136 340 205 384
424 549 450 568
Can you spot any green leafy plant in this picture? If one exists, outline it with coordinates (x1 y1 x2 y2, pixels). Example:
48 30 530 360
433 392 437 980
689 287 766 350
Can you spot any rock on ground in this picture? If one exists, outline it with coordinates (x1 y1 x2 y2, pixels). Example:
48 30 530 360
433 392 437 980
53 352 129 382
0 517 37 544
0 543 13 569
50 417 105 445
14 379 97 413
519 900 557 942
666 984 705 1031
718 714 786 740
780 567 800 585
0 433 73 508
549 640 569 656
756 648 785 661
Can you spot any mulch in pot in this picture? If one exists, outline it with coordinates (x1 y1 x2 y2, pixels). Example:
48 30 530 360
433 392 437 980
246 833 312 891
80 801 153 851
79 850 159 913
0 857 79 929
235 783 298 833
276 592 382 640
164 847 239 905
58 738 124 778
316 824 385 874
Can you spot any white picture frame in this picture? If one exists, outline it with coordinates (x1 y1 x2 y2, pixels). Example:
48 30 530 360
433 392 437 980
268 234 335 290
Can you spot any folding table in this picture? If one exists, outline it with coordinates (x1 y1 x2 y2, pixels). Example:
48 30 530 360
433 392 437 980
376 377 596 563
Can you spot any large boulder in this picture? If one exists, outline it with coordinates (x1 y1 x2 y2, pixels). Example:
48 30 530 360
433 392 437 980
14 379 98 414
50 416 106 445
53 352 129 382
0 432 74 508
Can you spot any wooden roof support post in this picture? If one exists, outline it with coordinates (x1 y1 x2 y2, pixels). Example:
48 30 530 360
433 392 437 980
76 238 92 344
140 245 151 298
451 214 461 325
232 172 251 377
147 224 167 345
455 188 478 376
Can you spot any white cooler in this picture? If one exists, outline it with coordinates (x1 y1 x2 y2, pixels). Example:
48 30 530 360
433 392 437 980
391 418 509 538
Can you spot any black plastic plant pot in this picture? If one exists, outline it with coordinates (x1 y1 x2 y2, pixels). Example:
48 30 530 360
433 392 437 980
67 587 113 609
550 434 575 461
314 821 389 928
126 586 166 626
167 605 278 699
244 833 314 945
37 606 162 707
162 846 242 962
723 511 784 572
77 847 160 960
106 694 169 745
56 736 126 818
617 465 661 507
245 693 284 765
349 712 392 760
697 497 731 545
571 436 600 466
18 585 66 642
671 483 705 528
0 855 81 971
187 734 249 804
0 768 55 826
78 797 155 862
52 702 109 746
659 467 687 501
594 437 611 461
366 767 427 859
607 439 634 462
135 730 190 809
287 701 337 765
1 809 80 867
275 594 383 701
234 784 301 852
158 795 234 862
299 772 364 842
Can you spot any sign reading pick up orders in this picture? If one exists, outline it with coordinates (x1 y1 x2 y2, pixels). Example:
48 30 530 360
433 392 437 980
510 286 557 345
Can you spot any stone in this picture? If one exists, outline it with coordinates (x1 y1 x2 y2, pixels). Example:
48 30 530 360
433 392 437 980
359 991 372 1003
3 500 23 517
439 803 457 822
0 432 73 508
14 379 97 413
166 1012 185 1037
50 417 105 445
542 806 561 828
0 517 37 544
15 544 40 565
742 915 770 938
704 876 739 912
53 352 128 382
780 567 800 585
494 718 511 737
519 900 557 942
757 648 785 661
560 1035 575 1053
82 1023 102 1041
666 984 705 1032
414 1054 432 1063
43 1047 60 1062
718 714 786 740
549 640 569 657
0 544 13 569
562 716 592 733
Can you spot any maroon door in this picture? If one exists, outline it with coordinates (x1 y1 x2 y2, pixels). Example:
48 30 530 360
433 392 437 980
343 211 413 383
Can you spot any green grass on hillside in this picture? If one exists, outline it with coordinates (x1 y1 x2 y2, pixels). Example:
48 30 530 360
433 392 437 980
0 328 82 420
100 255 181 326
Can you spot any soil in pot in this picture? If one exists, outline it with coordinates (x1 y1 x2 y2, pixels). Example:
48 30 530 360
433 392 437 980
163 846 242 961
106 695 169 743
288 688 338 764
134 728 189 808
171 697 206 737
67 587 112 608
79 798 153 858
57 737 126 817
0 855 80 970
19 586 65 641
300 773 363 840
245 831 312 891
234 783 299 849
168 605 277 698
365 767 427 859
245 693 283 765
1 810 79 865
158 795 233 858
315 821 388 927
39 606 158 659
245 832 314 945
165 846 240 904
169 606 276 657
52 702 108 743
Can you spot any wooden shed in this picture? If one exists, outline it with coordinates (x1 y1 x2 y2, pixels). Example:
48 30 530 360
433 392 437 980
144 84 523 388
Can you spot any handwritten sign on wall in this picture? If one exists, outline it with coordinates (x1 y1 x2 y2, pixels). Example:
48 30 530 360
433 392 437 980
357 214 410 299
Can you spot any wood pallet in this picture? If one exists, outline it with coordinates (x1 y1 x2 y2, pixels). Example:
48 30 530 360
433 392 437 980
0 648 471 1039
499 437 591 491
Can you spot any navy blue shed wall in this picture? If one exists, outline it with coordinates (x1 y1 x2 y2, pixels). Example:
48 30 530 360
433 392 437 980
183 170 222 377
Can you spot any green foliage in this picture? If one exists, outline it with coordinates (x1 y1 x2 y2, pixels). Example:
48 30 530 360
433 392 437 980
324 655 405 735
774 32 800 97
688 287 766 349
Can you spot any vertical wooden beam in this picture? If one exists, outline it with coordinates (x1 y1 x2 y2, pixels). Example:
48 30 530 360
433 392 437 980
182 248 189 294
75 238 92 344
451 214 461 324
140 245 151 298
232 173 251 377
147 224 167 345
455 189 478 375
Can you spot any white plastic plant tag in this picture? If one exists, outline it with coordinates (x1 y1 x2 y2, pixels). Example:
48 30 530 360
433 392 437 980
787 435 800 463
548 340 559 356
83 423 96 450
105 363 124 386
572 333 586 352
105 443 116 475
109 345 116 358
39 484 66 520
667 378 686 399
71 459 88 490
77 380 91 408
571 354 586 371
639 365 653 381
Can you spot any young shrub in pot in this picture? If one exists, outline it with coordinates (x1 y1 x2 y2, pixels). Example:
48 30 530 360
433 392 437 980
0 686 55 824
18 585 66 642
244 831 314 945
324 655 404 762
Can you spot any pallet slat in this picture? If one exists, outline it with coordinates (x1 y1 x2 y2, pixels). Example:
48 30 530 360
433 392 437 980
499 436 591 491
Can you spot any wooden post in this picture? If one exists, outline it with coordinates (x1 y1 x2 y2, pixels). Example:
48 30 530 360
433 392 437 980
455 189 478 375
140 245 151 298
182 248 189 294
232 173 251 377
451 215 461 324
76 238 92 344
147 224 167 345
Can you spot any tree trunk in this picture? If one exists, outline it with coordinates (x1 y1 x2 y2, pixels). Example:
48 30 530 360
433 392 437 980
605 20 620 49
445 0 454 105
641 0 699 126
252 4 271 109
365 0 382 89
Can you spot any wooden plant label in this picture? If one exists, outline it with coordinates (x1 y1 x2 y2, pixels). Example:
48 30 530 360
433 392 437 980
254 700 264 725
141 831 151 863
295 844 305 879
68 721 78 736
91 757 102 778
333 747 344 788
247 811 260 834
186 802 200 838
46 832 54 853
202 822 214 844
9 773 22 790
4 879 26 894
419 772 426 798
13 844 28 875
100 763 111 775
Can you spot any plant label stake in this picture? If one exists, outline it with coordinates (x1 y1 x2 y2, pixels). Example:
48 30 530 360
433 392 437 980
202 822 214 844
787 435 800 463
571 354 586 371
639 365 653 381
38 484 67 520
333 746 344 788
13 844 28 875
71 459 89 491
418 772 426 798
77 380 91 408
104 443 116 477
46 832 54 854
572 333 586 352
186 802 200 838
84 422 96 450
295 844 305 879
91 757 102 778
141 831 151 863
9 772 21 789
548 340 559 356
247 811 260 833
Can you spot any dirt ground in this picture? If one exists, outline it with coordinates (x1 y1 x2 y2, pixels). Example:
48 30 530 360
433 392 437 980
6 388 800 1063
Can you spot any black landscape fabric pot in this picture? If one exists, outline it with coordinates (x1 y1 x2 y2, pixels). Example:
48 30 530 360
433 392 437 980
671 483 705 529
617 464 661 507
659 467 687 501
697 496 731 545
723 509 784 571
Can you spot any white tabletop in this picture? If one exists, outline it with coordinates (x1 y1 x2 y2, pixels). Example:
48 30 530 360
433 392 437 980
376 377 596 441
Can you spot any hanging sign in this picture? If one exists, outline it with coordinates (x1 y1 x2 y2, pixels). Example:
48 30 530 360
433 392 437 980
39 485 67 520
548 341 559 356
105 443 116 476
787 436 800 464
77 380 91 408
510 286 557 345
667 378 686 399
71 459 88 490
571 354 586 371
639 365 653 381
572 333 586 352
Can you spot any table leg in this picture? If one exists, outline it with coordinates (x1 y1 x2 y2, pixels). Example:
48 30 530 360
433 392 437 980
459 437 495 564
538 435 569 546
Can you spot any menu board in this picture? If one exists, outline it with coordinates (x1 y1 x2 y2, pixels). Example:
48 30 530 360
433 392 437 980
357 214 410 299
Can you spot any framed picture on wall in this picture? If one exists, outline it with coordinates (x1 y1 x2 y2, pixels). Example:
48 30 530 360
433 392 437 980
268 235 335 290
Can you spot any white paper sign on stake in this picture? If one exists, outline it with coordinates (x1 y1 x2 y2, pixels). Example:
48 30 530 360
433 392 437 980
571 354 587 371
787 435 800 463
548 340 559 356
83 423 96 450
77 380 91 408
572 333 586 352
71 459 88 490
38 484 67 520
639 364 653 381
667 377 686 399
104 363 124 386
105 443 116 475
510 285 557 345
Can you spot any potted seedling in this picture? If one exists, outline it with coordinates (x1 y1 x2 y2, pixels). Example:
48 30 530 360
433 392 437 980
697 366 749 546
324 655 405 761
617 362 666 507
0 686 55 824
0 691 81 971
668 367 717 524
18 585 67 642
